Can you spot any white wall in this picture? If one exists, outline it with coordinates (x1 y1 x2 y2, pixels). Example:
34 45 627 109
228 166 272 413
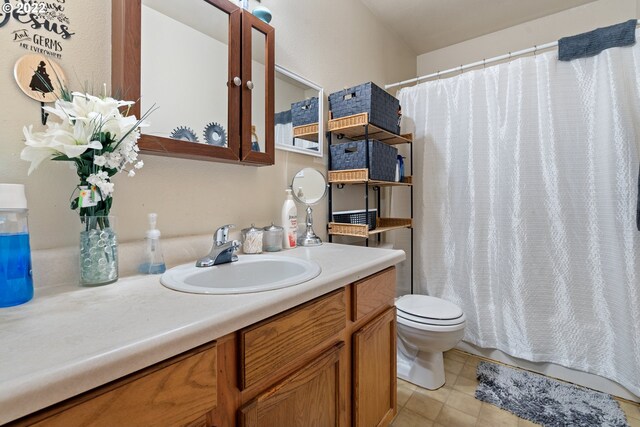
0 0 415 253
416 0 638 77
141 5 230 142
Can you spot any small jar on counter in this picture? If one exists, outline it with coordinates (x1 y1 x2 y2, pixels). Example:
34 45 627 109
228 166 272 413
262 223 284 252
241 224 263 254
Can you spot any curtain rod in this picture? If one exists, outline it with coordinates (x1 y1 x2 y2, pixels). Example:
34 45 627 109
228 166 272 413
385 40 556 90
385 23 640 90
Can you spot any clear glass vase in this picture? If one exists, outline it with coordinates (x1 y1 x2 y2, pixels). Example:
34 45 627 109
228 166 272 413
79 216 118 286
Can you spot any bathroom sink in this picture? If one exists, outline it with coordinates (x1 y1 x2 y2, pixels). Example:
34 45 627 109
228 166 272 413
160 255 321 294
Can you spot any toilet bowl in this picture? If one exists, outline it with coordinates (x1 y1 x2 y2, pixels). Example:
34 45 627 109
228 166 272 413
396 294 466 390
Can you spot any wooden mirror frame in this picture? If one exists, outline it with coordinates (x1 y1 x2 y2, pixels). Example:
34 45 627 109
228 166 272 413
111 0 243 164
240 12 275 165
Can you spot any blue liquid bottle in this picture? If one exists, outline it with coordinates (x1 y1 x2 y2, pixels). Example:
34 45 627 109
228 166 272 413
0 184 33 307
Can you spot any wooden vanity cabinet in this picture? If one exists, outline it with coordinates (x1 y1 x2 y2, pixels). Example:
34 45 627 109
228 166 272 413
239 343 345 427
112 0 274 166
11 342 219 427
353 308 397 427
10 267 396 427
215 267 397 427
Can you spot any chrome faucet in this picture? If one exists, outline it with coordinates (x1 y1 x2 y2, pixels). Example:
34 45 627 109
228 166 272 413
196 224 241 267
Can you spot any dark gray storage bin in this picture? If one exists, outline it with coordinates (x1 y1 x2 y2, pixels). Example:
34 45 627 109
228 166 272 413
329 82 400 134
330 140 397 182
291 97 319 127
333 209 377 230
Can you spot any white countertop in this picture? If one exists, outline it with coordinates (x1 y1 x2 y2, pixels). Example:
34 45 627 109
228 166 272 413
0 243 404 424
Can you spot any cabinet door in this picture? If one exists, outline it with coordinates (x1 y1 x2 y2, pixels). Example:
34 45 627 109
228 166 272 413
239 343 344 427
240 12 275 165
353 307 397 427
112 0 243 163
23 343 217 427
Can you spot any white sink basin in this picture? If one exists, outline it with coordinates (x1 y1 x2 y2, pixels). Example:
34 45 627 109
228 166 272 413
160 255 321 294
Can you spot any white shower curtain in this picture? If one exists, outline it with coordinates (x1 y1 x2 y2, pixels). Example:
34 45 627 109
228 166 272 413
399 42 640 396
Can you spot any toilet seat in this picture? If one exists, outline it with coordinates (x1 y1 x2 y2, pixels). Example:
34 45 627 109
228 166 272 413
396 295 465 327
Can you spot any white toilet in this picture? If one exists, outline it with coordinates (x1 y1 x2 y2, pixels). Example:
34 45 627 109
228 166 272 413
396 294 466 390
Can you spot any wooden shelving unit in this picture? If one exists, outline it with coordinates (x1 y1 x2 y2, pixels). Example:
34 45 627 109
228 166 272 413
327 112 414 292
328 113 412 145
328 218 413 238
292 123 319 142
328 168 412 187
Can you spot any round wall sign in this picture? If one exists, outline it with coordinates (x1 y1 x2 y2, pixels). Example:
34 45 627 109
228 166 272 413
14 54 67 103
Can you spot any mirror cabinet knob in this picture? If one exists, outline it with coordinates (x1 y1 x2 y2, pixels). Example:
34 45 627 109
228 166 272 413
233 76 242 86
246 80 254 90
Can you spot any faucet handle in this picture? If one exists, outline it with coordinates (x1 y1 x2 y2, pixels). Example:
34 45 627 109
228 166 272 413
214 224 235 246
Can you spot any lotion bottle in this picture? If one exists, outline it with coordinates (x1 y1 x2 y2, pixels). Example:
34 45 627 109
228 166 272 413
281 189 297 248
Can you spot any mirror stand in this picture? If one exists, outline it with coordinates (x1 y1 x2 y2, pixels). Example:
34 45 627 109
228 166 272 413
291 167 328 247
298 205 322 246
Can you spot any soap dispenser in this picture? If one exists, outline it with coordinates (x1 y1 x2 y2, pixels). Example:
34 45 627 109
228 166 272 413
138 213 166 274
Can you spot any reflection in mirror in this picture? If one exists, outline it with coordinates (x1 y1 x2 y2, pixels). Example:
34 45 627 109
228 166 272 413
251 28 266 152
275 66 324 157
291 168 327 205
141 0 229 146
291 168 327 246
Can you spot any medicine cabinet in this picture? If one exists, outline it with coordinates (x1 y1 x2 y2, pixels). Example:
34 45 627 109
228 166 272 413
112 0 275 165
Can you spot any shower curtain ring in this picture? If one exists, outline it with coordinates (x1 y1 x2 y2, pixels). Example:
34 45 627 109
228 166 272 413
483 59 486 69
534 45 538 56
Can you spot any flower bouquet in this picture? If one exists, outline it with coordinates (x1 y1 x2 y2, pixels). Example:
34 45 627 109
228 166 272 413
21 86 152 285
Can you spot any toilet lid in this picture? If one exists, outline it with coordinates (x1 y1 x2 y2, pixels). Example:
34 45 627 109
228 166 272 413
396 295 464 326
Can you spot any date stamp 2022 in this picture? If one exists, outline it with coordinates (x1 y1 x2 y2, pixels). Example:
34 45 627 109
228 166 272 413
2 2 48 15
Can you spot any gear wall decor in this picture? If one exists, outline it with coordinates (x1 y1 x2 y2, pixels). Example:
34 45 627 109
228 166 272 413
169 126 198 143
203 122 226 147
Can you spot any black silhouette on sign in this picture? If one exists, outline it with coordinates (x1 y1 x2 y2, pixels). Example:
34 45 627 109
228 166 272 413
29 61 53 98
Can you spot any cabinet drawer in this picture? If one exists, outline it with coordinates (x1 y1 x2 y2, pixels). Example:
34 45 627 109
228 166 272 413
240 289 346 389
25 343 217 427
351 267 396 322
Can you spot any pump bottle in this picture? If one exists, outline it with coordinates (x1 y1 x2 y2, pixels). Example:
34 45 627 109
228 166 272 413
138 213 166 274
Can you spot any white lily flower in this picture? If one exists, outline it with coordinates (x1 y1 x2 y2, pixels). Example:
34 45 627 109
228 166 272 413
97 181 114 197
21 88 151 212
20 125 59 174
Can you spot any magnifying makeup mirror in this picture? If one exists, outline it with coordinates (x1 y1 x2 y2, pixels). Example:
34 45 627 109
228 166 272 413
291 168 328 246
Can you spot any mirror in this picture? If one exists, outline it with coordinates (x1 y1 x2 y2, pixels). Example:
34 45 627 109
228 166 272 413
275 66 324 157
291 168 328 246
250 29 266 153
141 0 231 147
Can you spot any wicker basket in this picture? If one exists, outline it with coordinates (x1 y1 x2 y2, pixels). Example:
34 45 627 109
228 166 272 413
328 222 369 238
332 209 377 230
291 97 319 127
328 169 368 183
330 140 397 182
328 82 400 135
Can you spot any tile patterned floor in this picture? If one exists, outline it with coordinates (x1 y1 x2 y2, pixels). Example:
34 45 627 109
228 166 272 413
391 349 640 427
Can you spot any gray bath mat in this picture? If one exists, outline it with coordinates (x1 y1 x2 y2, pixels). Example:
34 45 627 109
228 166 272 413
475 361 628 427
